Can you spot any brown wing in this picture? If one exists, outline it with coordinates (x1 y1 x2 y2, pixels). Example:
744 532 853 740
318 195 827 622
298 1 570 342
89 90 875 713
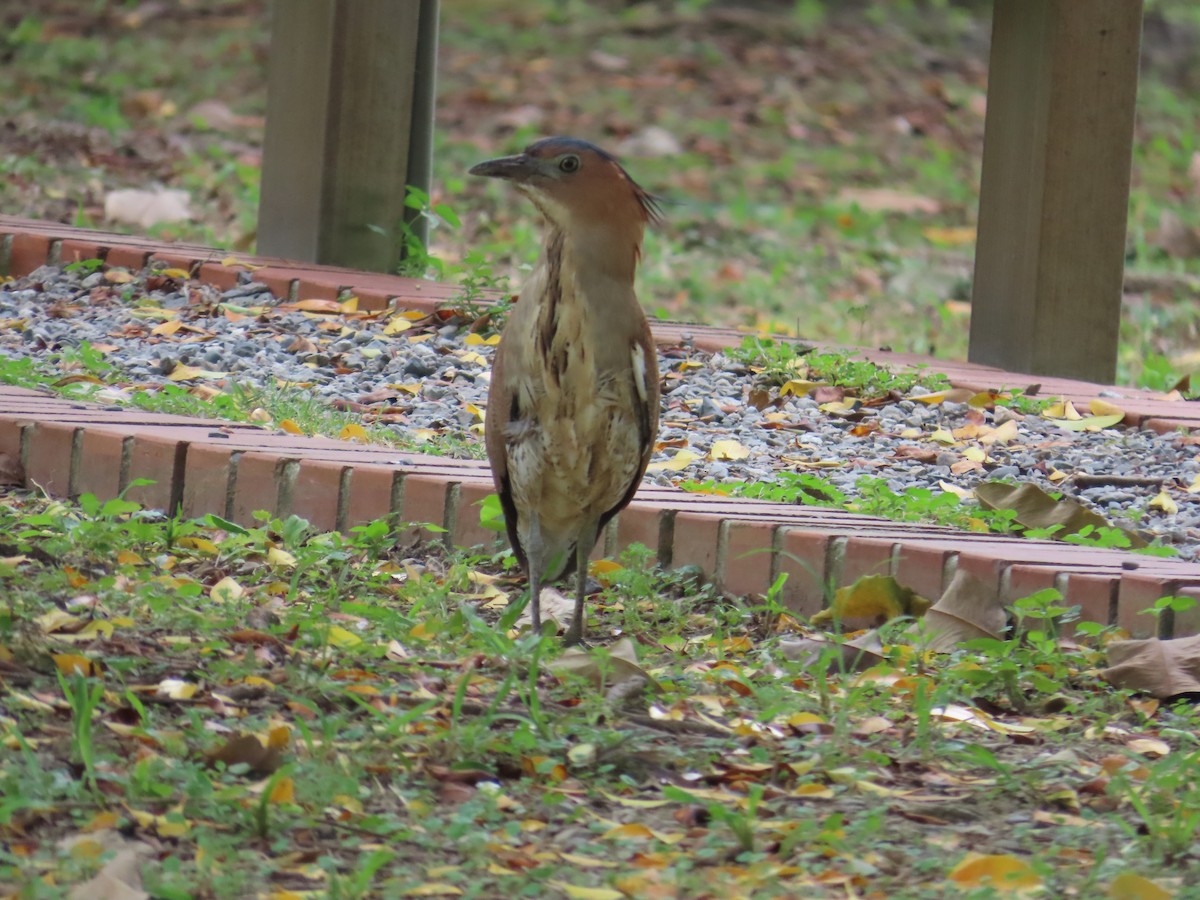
484 340 528 572
596 323 660 539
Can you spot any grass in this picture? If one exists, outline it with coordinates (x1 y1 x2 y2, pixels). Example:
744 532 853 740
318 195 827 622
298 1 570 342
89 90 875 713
1 486 1198 897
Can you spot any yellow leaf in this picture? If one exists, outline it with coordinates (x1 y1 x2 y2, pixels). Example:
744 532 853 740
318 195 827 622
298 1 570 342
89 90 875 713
912 388 975 405
948 853 1042 893
151 318 182 336
558 853 620 869
384 317 413 335
339 296 359 313
392 383 422 395
922 225 976 246
327 626 363 648
116 549 144 566
709 439 750 461
267 547 297 567
221 255 264 270
176 536 220 555
53 654 99 677
1149 491 1178 515
1188 473 1200 494
645 449 699 473
980 419 1020 444
589 559 623 586
962 446 987 463
464 332 501 346
105 268 135 284
339 423 369 442
1054 413 1125 433
1107 872 1173 900
210 576 245 602
548 883 624 900
1090 398 1125 418
457 350 487 366
279 419 305 435
465 403 485 422
269 776 295 804
155 678 198 700
780 379 821 397
930 427 957 445
160 267 191 279
1043 399 1081 420
168 363 227 382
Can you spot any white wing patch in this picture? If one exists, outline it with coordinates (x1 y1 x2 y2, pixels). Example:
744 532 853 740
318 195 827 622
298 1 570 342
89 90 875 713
631 345 648 403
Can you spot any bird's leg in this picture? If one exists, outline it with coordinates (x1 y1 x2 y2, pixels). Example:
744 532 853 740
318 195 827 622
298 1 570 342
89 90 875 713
563 519 600 647
526 513 544 636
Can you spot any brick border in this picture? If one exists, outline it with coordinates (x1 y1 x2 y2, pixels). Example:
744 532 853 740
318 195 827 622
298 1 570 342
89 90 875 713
4 215 1200 638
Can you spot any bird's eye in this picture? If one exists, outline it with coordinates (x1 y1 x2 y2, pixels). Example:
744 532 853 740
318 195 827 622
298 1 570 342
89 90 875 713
558 154 581 173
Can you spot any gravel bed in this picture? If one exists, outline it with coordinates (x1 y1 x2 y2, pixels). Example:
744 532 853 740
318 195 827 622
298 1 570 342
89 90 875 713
2 263 1199 560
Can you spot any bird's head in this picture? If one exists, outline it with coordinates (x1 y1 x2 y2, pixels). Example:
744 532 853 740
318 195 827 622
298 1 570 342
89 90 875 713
470 137 661 242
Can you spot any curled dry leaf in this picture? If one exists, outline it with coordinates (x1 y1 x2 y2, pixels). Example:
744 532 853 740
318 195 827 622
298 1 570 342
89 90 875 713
975 481 1147 548
1102 634 1200 699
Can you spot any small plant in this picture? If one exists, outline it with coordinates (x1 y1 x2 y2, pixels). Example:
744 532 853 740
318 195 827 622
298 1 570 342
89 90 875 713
57 668 106 792
726 337 950 396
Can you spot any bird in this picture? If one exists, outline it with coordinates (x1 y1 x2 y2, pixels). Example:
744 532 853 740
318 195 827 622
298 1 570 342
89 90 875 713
470 137 661 645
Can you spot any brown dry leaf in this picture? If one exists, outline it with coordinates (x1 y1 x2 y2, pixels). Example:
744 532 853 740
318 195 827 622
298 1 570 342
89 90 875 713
1102 635 1200 698
205 733 285 775
974 481 1146 547
62 830 152 900
919 569 1007 651
947 852 1042 894
548 636 659 692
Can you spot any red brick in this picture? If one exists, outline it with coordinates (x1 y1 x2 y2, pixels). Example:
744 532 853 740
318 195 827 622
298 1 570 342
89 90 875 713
197 262 243 291
343 464 399 529
954 551 1007 598
290 458 347 532
1004 564 1062 605
252 268 297 301
717 519 776 599
126 434 183 513
58 239 107 268
148 251 206 275
350 288 395 312
609 501 660 564
397 473 449 530
894 542 954 602
293 276 341 301
670 511 723 579
451 479 506 552
776 527 833 618
840 536 898 587
104 246 152 271
229 451 284 526
9 233 52 276
181 443 234 520
1062 572 1117 629
76 427 128 501
1116 573 1178 639
25 421 78 497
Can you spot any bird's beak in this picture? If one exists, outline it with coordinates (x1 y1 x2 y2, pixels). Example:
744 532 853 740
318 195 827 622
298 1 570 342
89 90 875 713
469 153 535 182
